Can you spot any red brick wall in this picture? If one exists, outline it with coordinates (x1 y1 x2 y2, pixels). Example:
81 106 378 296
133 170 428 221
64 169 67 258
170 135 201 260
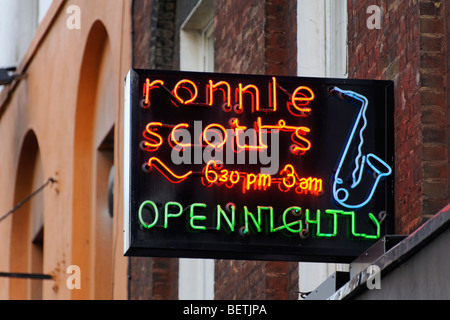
132 0 155 68
447 0 450 207
349 1 417 234
214 0 299 300
130 0 179 301
128 257 178 300
265 0 298 76
214 0 297 76
215 0 266 74
420 0 449 219
348 0 450 234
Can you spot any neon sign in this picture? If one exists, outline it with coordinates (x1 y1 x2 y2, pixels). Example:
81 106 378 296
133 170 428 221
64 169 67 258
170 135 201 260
138 201 380 240
330 87 393 209
201 161 323 195
124 69 395 262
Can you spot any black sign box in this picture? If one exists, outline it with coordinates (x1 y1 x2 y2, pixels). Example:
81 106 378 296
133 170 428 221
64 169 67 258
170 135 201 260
124 69 395 263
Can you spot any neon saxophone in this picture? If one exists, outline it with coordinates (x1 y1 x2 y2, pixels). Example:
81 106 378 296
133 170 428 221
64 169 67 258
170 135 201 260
331 87 392 210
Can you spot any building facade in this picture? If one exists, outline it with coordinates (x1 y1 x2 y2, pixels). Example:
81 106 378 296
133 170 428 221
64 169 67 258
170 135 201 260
0 0 449 300
0 0 131 300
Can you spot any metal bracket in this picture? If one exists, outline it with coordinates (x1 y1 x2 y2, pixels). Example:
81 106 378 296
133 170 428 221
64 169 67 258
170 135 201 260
0 272 53 280
350 235 406 278
0 67 22 85
303 271 350 300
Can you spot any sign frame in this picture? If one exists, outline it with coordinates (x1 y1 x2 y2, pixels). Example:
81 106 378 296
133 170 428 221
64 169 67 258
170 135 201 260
124 69 395 263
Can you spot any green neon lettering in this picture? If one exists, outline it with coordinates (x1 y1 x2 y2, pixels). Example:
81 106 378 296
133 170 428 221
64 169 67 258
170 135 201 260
341 211 380 240
164 202 183 229
305 209 321 236
305 209 338 238
341 211 363 238
305 209 314 224
244 206 262 233
323 210 339 238
138 200 381 241
216 204 235 232
257 206 274 233
138 201 159 229
367 213 381 240
273 207 302 233
283 207 302 233
189 203 207 231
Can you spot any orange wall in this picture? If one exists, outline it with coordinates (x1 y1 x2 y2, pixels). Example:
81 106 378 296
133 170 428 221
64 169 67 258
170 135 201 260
0 0 131 300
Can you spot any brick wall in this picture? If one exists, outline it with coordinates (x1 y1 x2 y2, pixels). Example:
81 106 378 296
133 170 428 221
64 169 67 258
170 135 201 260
214 0 299 300
348 0 449 234
265 0 298 76
154 0 176 69
132 0 155 68
128 257 178 300
130 0 179 300
133 0 176 69
447 1 450 206
420 0 449 220
215 0 266 74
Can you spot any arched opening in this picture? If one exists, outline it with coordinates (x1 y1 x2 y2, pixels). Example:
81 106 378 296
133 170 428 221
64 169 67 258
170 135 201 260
72 20 115 300
9 131 44 300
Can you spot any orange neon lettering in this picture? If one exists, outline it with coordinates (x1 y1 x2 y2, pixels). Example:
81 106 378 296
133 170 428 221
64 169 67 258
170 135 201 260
169 123 192 150
203 124 228 149
243 174 272 192
274 164 323 195
173 79 198 105
202 161 321 196
291 127 312 155
147 157 192 183
246 174 257 191
298 177 323 195
208 80 232 111
269 77 277 112
243 173 272 192
204 160 221 185
256 118 286 131
230 118 268 151
219 170 228 183
258 174 272 190
144 79 165 106
142 122 163 151
256 117 311 155
236 83 260 113
291 86 315 113
229 171 240 185
281 165 296 189
144 79 164 105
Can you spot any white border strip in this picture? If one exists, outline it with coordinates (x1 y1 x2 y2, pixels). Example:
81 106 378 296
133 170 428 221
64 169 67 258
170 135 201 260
123 70 131 254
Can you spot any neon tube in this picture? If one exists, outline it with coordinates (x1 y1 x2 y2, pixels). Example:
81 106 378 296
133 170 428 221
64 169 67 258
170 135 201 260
331 87 392 209
147 157 193 183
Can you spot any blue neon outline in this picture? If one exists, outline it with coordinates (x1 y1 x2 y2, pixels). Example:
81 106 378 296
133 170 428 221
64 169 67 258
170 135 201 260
331 87 392 210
